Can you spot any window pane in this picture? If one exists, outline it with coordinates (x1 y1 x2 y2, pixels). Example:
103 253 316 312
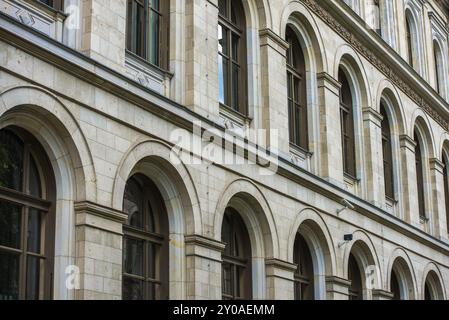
231 33 239 61
0 252 19 300
27 209 42 254
150 0 159 11
148 10 160 65
136 2 145 58
146 282 160 300
0 130 24 191
28 156 42 198
124 237 144 276
218 56 228 105
231 63 239 111
26 256 42 300
147 242 157 279
123 276 143 300
222 262 232 296
218 0 227 17
218 25 228 55
0 201 22 249
147 201 156 233
124 178 144 229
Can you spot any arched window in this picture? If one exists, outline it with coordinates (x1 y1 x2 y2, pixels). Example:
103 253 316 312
286 25 308 150
122 173 169 300
390 269 401 300
293 233 314 300
218 0 247 114
0 128 55 300
433 41 443 94
380 102 394 200
414 131 426 220
348 253 363 300
405 14 414 67
443 152 449 234
339 68 356 178
126 0 169 67
221 207 252 300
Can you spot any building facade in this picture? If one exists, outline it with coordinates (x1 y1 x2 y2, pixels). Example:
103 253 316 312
0 0 448 300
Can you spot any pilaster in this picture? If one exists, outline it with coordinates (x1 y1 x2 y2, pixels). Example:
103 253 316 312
265 258 297 300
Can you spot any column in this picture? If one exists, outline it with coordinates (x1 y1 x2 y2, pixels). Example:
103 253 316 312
185 235 225 299
399 135 420 226
317 72 344 186
259 28 290 154
74 201 127 300
362 107 384 207
326 276 351 300
429 158 448 239
265 259 297 300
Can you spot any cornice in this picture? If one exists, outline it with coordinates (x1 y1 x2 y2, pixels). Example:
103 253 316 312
302 0 449 131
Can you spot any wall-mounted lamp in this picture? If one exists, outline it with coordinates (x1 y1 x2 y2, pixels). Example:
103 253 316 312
338 233 354 248
336 198 354 215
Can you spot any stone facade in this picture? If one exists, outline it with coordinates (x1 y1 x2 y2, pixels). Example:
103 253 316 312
0 0 448 300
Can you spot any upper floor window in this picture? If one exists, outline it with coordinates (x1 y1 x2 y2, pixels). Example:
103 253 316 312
339 68 356 178
286 25 308 150
380 103 394 200
126 0 168 67
221 207 252 300
414 131 426 219
122 174 169 300
0 128 56 300
218 0 247 114
443 152 449 234
405 13 415 68
433 41 443 94
37 0 63 10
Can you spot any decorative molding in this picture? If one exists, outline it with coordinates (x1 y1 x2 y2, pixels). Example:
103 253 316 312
74 201 128 224
265 258 298 272
302 0 449 131
372 289 394 300
184 234 226 252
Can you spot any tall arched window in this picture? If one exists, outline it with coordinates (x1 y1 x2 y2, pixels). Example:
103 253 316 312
380 102 394 200
286 25 308 150
339 68 356 177
293 233 314 300
221 207 252 300
405 14 414 67
0 127 55 300
218 0 247 114
443 152 449 234
126 0 169 67
122 173 169 300
348 253 363 300
414 131 426 220
433 41 443 94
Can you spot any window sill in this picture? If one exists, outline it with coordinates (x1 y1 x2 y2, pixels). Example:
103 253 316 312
125 51 173 94
343 173 360 186
219 104 252 129
289 143 312 161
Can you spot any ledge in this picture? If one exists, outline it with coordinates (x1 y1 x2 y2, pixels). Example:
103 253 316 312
74 201 128 224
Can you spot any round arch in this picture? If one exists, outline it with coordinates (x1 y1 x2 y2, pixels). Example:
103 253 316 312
343 231 382 299
422 262 446 300
0 85 95 300
287 208 337 299
386 248 418 299
410 113 436 159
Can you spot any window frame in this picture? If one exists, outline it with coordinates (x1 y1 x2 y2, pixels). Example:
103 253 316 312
126 0 169 69
218 0 248 115
0 127 55 300
122 174 169 300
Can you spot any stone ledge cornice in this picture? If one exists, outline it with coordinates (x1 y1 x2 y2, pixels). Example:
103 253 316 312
317 72 341 94
259 28 289 56
362 107 383 126
265 258 297 272
399 134 418 151
184 234 226 252
429 157 445 173
74 201 128 224
302 0 449 131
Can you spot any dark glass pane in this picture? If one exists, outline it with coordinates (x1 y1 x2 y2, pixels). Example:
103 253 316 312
222 262 232 296
294 104 301 146
123 276 143 300
231 4 237 25
124 237 144 276
146 282 160 300
231 63 239 111
0 130 24 191
149 10 160 65
26 256 41 300
147 242 157 279
231 33 239 61
126 0 133 51
147 201 156 233
124 178 144 229
136 2 145 58
218 56 228 105
218 24 228 55
391 270 401 300
27 209 42 254
28 156 42 198
218 0 227 17
0 252 19 300
150 0 159 11
0 201 22 249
